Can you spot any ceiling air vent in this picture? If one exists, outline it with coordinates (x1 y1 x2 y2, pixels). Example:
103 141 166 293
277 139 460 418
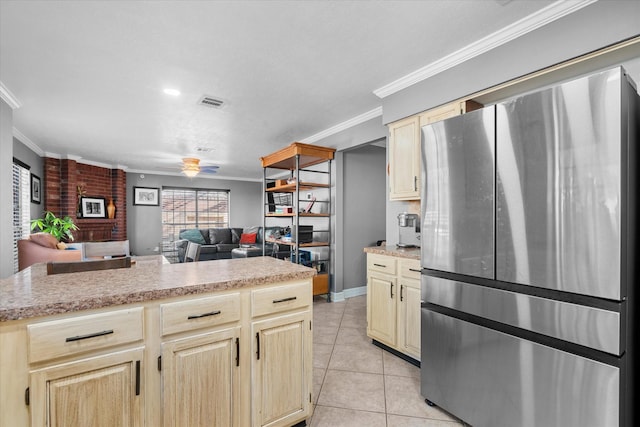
198 95 225 109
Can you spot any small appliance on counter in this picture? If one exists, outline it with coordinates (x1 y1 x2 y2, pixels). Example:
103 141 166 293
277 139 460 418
397 212 420 248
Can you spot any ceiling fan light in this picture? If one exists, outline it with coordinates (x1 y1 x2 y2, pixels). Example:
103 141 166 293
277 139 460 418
182 167 199 178
181 158 201 177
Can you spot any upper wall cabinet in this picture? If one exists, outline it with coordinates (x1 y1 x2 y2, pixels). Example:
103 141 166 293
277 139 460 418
388 100 483 201
388 115 421 200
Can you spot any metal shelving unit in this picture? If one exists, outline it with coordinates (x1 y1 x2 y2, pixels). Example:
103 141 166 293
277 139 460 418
260 142 335 298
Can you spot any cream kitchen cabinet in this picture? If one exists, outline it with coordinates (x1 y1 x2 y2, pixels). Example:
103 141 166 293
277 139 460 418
366 253 421 361
251 281 312 427
160 293 242 427
30 347 144 427
388 100 482 201
366 254 398 346
26 307 145 427
0 270 313 427
388 115 421 200
397 259 422 360
418 99 482 126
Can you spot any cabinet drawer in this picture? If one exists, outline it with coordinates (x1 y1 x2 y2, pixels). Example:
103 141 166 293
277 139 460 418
28 307 143 364
367 254 396 276
400 259 422 280
252 280 311 317
161 292 241 336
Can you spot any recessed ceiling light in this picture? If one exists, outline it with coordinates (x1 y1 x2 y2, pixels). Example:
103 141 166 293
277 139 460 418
163 88 181 96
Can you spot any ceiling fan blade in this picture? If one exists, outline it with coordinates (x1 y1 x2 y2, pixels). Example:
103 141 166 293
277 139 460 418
201 166 220 174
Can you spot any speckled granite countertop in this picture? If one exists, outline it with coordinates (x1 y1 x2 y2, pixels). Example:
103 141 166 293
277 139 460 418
0 256 315 322
364 244 421 260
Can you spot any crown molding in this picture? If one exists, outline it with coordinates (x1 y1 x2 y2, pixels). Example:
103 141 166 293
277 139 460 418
43 151 127 170
74 158 116 169
300 106 383 144
373 0 598 98
13 128 45 156
0 81 22 109
126 168 262 182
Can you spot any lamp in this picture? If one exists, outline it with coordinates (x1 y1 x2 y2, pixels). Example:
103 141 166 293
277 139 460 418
182 158 201 178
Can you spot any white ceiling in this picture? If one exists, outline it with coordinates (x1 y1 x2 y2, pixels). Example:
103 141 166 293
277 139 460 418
1 0 564 181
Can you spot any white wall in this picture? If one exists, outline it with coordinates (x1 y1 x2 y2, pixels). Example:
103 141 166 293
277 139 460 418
382 1 640 124
341 144 386 291
0 99 13 278
126 172 262 255
13 138 44 220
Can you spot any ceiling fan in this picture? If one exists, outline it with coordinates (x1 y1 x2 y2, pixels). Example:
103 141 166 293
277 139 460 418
181 157 219 178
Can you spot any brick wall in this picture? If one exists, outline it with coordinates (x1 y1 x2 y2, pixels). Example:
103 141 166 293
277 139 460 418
43 158 127 242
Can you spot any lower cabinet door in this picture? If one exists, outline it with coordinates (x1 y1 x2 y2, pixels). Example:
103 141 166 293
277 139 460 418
367 273 397 347
29 347 144 427
252 310 311 427
398 279 421 360
162 327 241 427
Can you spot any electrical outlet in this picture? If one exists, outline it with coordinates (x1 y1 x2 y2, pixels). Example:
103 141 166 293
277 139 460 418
307 193 312 200
153 246 159 252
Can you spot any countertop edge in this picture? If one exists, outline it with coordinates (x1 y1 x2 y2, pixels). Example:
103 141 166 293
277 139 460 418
1 258 316 322
363 245 421 260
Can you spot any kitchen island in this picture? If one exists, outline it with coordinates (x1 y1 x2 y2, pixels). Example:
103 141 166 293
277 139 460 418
0 256 315 427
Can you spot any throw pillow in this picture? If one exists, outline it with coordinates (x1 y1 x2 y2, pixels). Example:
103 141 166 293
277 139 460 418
239 233 257 245
179 229 206 245
209 228 232 244
30 232 58 249
231 228 243 244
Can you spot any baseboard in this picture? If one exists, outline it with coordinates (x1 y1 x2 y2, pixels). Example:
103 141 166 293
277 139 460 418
330 285 367 302
372 339 421 368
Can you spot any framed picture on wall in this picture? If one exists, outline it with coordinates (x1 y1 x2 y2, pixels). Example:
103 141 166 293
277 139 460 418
30 173 41 204
81 197 107 218
133 187 159 206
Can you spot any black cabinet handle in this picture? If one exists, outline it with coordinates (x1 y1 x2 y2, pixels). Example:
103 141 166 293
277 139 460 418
390 283 394 299
400 285 404 302
414 176 418 191
409 268 421 273
373 263 386 268
65 329 114 342
256 332 260 360
273 296 296 304
135 360 141 396
187 310 221 320
235 337 240 367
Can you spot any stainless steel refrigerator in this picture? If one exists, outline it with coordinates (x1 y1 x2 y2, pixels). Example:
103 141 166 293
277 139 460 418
420 67 638 427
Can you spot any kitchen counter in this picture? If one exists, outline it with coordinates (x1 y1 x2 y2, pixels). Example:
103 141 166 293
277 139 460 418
0 255 315 426
0 256 315 322
364 244 420 260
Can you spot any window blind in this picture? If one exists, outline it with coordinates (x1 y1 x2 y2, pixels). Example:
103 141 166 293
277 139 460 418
161 188 230 263
12 162 31 272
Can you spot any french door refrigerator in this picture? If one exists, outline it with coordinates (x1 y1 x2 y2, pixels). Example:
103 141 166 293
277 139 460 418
420 67 638 427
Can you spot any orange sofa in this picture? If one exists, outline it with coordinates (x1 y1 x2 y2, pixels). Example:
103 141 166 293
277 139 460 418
17 234 82 271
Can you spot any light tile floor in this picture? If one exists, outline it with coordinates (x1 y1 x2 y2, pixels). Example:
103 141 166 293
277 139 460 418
310 295 465 427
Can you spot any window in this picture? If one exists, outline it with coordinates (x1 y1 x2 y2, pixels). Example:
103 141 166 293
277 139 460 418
161 188 229 262
13 160 31 273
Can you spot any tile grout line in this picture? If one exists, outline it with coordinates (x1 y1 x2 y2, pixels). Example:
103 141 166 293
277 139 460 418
311 299 347 426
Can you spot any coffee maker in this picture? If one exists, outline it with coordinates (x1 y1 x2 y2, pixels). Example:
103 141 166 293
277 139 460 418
397 212 420 248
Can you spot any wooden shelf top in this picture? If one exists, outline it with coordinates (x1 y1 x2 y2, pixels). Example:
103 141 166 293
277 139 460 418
265 213 330 218
266 239 329 247
261 142 335 170
266 182 330 192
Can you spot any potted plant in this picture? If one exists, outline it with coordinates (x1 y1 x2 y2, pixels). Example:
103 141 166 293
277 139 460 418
31 211 79 242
